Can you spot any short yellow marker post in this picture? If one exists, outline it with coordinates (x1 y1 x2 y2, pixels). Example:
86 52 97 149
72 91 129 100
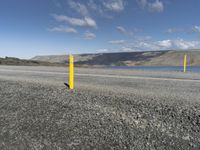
69 55 74 90
184 54 187 73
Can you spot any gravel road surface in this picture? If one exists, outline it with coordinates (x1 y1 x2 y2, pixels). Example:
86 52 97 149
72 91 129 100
0 65 200 149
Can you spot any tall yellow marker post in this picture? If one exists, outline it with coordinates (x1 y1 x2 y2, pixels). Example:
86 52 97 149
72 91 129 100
69 55 74 90
184 54 187 73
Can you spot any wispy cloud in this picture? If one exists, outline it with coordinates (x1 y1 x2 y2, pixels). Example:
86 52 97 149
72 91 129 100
48 26 77 33
96 49 109 53
87 0 97 10
109 40 126 44
137 0 164 13
166 28 184 33
148 0 164 13
52 0 62 8
87 0 102 14
121 47 134 52
68 0 89 17
137 0 147 9
87 0 113 18
84 32 96 40
116 26 127 34
116 26 137 36
167 26 200 34
103 0 125 12
192 26 200 33
52 14 97 28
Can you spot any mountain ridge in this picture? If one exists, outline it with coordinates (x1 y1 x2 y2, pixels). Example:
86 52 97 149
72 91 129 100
32 50 200 66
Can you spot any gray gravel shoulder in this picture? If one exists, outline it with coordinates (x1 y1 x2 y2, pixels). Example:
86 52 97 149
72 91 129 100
0 79 200 149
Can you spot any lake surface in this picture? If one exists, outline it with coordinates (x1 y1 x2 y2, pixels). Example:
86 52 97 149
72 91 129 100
108 66 200 72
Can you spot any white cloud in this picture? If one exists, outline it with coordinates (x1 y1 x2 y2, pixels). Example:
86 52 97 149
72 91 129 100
84 32 96 40
156 39 200 50
68 0 89 17
171 39 200 49
116 26 127 34
119 38 200 52
68 0 111 19
153 39 199 50
48 26 77 33
109 40 126 44
103 0 125 12
53 14 97 28
192 26 200 33
157 40 172 48
148 0 164 13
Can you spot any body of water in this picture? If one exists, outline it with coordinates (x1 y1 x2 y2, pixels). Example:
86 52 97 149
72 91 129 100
108 66 200 72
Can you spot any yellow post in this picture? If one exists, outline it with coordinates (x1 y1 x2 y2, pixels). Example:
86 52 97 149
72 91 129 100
69 55 74 89
184 54 187 73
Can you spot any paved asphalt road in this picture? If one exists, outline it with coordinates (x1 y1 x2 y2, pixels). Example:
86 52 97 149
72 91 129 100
0 65 200 102
0 65 200 149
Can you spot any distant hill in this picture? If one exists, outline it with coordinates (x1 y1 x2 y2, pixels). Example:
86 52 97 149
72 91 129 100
0 57 63 66
32 50 200 66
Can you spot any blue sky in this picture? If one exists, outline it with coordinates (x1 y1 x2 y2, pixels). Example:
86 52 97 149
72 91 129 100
0 0 200 58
